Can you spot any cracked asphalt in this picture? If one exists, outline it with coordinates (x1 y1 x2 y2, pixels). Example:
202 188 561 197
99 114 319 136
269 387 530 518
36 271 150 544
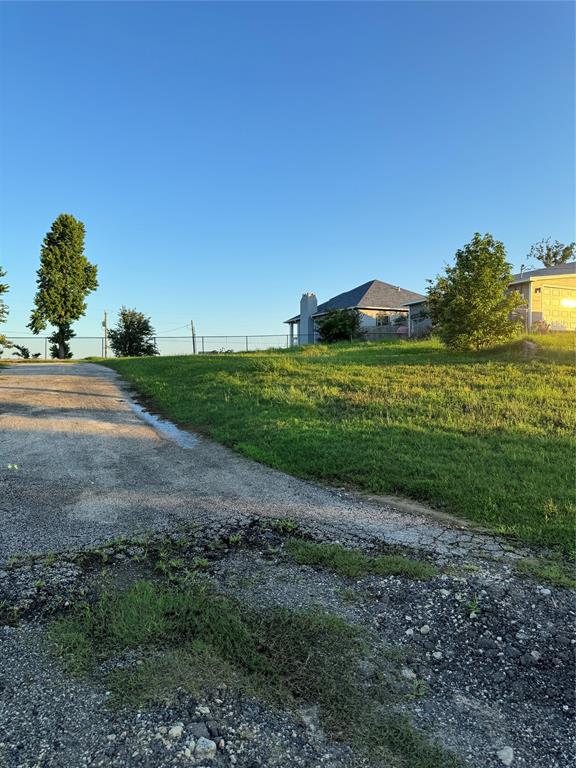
0 362 516 563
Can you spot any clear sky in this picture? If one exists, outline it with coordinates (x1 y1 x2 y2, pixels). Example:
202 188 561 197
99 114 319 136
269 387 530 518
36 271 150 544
1 0 574 341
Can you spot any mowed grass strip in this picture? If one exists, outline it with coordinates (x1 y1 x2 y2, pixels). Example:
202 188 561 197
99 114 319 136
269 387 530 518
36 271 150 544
286 539 437 580
102 335 576 554
51 578 461 767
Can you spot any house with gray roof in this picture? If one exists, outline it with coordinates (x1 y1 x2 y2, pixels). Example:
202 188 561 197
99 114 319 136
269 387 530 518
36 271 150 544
285 279 425 345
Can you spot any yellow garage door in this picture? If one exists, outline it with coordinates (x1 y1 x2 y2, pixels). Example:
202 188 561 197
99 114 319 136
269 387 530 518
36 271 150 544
541 286 576 330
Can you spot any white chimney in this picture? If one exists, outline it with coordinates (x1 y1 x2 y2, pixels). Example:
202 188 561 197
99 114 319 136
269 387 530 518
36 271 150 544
299 292 318 345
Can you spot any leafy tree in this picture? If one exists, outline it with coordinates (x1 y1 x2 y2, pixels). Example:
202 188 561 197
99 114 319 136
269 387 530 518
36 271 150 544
527 238 575 268
0 265 8 348
28 214 98 358
427 232 524 351
316 309 364 343
108 307 159 357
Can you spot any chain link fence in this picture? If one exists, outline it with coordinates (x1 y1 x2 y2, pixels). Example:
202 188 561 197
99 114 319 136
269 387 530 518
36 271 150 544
1 328 407 360
1 335 293 360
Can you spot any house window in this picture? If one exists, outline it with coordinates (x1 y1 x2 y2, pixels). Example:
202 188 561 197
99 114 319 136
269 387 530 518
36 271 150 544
376 313 390 326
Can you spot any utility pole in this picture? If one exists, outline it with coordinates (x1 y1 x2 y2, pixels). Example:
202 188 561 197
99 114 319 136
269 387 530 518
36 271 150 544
191 320 197 355
102 311 108 358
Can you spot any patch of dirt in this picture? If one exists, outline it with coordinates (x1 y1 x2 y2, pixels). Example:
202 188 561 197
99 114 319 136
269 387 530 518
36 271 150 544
359 492 478 530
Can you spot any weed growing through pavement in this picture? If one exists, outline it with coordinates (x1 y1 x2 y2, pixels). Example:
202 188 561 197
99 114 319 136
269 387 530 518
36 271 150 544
286 539 437 581
408 678 429 700
465 595 480 617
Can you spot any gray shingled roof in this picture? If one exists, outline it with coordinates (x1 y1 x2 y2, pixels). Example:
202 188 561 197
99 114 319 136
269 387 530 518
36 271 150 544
510 262 576 283
316 280 424 313
285 280 425 323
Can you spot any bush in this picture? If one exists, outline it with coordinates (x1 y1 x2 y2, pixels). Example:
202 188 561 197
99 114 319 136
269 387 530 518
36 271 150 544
316 309 364 343
109 307 159 357
11 344 41 359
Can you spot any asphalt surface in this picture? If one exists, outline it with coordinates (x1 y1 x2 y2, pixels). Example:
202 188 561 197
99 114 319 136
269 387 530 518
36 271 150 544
0 362 512 563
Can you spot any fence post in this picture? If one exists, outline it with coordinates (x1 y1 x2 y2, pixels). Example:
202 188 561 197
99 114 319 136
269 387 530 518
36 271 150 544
44 337 48 360
202 336 205 354
245 335 249 352
191 320 197 354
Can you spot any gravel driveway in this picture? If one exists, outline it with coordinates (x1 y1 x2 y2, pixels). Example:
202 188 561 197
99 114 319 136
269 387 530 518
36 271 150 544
0 362 510 563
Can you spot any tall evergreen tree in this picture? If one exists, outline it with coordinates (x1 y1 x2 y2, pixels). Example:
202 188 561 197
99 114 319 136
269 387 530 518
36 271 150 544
0 265 8 348
28 214 98 358
427 233 524 351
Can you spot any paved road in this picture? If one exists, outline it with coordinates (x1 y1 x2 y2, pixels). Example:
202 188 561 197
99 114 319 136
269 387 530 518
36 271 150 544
0 363 511 562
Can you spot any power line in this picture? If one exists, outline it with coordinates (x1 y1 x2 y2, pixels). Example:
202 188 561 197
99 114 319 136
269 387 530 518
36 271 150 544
155 323 191 335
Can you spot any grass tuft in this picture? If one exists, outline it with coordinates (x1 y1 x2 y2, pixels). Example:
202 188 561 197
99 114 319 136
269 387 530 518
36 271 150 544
286 539 437 580
515 557 576 590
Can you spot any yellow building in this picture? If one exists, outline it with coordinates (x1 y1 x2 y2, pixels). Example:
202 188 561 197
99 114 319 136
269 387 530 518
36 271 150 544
509 263 576 331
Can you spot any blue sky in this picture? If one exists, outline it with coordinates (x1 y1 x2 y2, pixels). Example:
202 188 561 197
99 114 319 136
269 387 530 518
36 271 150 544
1 0 574 340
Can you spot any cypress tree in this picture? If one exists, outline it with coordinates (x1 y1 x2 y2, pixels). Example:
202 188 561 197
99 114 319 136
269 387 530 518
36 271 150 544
29 214 98 358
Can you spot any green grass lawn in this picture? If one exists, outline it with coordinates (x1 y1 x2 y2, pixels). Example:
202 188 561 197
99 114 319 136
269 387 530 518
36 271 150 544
102 334 575 555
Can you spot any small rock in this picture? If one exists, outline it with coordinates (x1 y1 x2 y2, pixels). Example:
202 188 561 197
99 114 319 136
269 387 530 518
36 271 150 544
168 724 184 740
432 651 443 660
419 625 430 635
405 628 414 636
401 667 417 680
439 589 450 598
184 738 196 753
497 746 514 765
195 737 217 760
189 722 210 739
196 705 210 715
